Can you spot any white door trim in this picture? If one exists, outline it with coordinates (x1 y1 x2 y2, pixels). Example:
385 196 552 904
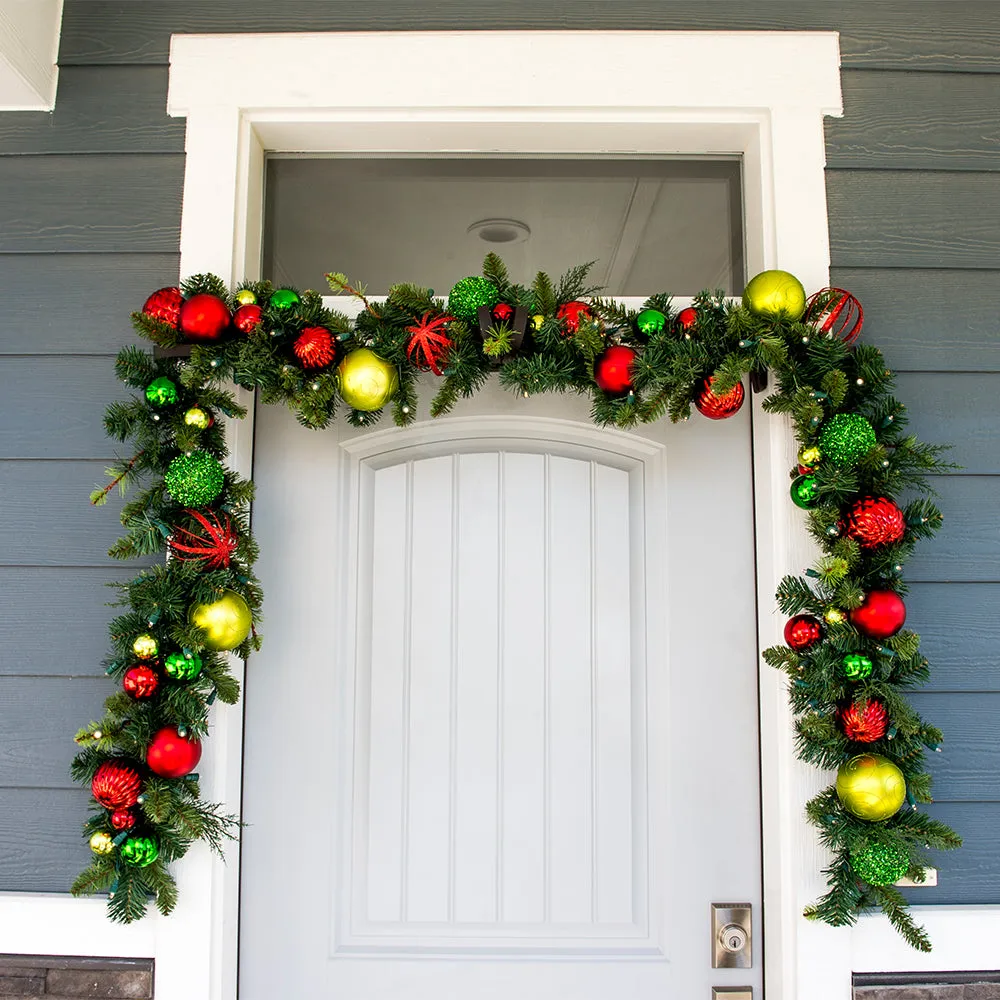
4 28 993 1000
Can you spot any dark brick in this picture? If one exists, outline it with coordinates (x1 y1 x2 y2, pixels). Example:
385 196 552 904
964 986 1000 1000
0 976 44 996
43 970 152 999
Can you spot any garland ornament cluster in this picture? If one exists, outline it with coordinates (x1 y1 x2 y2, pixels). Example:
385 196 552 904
73 254 959 948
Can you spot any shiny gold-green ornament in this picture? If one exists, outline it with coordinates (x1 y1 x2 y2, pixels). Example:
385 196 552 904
338 348 398 411
90 831 114 855
164 651 203 681
236 289 257 306
836 753 906 821
742 269 807 320
164 450 225 506
843 653 874 680
790 474 820 509
121 835 159 867
145 377 178 406
825 607 847 625
184 406 212 430
531 313 545 331
818 413 877 467
132 633 159 660
636 308 667 334
269 288 300 310
190 590 252 650
447 276 499 321
850 841 911 886
799 445 822 468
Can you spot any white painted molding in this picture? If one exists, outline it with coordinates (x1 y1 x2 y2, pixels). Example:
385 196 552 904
0 0 61 110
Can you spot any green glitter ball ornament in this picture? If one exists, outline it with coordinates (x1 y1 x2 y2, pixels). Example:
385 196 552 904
164 651 203 682
843 653 874 680
121 835 159 868
145 377 178 406
447 276 499 321
819 413 877 467
636 308 666 335
269 288 300 310
850 841 910 886
164 451 225 506
790 474 820 509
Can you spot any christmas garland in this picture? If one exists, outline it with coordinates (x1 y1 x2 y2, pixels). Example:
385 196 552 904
72 253 960 949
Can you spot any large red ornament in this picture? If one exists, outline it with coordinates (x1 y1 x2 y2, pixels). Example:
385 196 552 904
122 664 159 699
110 808 136 831
784 615 823 651
168 508 239 570
677 306 698 331
850 590 906 639
844 497 906 549
232 303 262 334
594 345 636 395
142 287 183 328
841 700 889 743
804 287 864 345
694 376 745 420
179 293 231 342
557 300 592 333
146 726 202 779
405 311 454 375
294 326 337 369
91 761 141 809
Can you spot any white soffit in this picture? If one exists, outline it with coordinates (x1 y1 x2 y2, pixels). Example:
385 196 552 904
0 0 62 110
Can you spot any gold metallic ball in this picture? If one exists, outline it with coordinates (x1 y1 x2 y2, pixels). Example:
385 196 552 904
132 633 159 660
836 753 906 821
337 348 398 411
184 406 212 430
531 314 545 331
190 590 252 650
90 831 114 855
742 269 807 320
824 608 847 625
236 289 257 305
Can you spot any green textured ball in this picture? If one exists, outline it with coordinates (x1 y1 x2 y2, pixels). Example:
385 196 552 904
164 451 225 506
636 308 667 334
145 377 178 406
447 276 499 321
121 835 159 868
843 653 874 680
269 288 300 310
790 474 820 509
850 841 910 886
819 413 877 466
164 651 203 682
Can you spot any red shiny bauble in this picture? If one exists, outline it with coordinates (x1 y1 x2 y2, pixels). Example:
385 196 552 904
146 726 202 778
179 293 231 342
91 761 141 809
784 614 823 651
844 496 906 549
142 287 183 328
556 300 592 333
594 345 636 395
492 302 514 321
122 663 159 699
850 590 906 639
677 306 698 330
804 287 864 345
110 808 136 831
232 303 262 334
840 700 889 743
293 326 337 369
694 376 745 420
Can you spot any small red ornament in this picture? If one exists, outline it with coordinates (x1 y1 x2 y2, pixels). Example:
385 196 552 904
293 326 337 369
91 761 141 809
594 345 636 395
677 306 698 330
146 726 202 779
142 287 183 328
784 615 823 651
694 376 745 420
180 293 231 342
556 300 592 334
110 808 136 831
122 664 159 699
406 311 454 375
233 303 263 334
492 302 514 321
850 590 906 639
841 700 889 743
844 497 906 549
804 287 864 345
168 508 240 570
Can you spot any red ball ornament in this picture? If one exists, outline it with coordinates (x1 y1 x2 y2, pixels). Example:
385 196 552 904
233 303 262 334
110 808 136 831
594 345 636 395
850 590 906 639
841 700 889 743
146 726 202 778
677 306 698 330
784 615 823 651
804 287 864 345
91 761 141 809
293 326 337 369
694 376 745 420
844 496 906 549
142 287 183 328
556 300 592 333
179 293 231 342
122 664 159 699
492 302 514 321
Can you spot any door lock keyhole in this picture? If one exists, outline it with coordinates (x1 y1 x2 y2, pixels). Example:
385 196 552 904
719 923 748 953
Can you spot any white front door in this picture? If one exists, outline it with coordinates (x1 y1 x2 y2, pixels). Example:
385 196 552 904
240 374 762 998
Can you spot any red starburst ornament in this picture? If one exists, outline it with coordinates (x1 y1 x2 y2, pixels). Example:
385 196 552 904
169 509 239 570
492 303 514 322
694 376 745 420
406 311 454 375
293 326 337 369
123 663 159 699
91 761 141 810
804 287 864 345
557 300 592 334
841 700 889 743
844 496 906 549
142 287 183 328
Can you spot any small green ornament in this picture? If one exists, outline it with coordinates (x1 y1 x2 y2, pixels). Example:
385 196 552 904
843 653 874 680
121 835 159 868
819 413 877 467
850 841 910 886
164 451 225 506
447 276 499 321
236 289 257 306
145 377 178 407
790 474 820 509
269 288 300 310
164 651 203 681
184 406 212 430
636 308 666 334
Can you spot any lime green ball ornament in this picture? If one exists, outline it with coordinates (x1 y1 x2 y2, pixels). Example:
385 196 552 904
164 651 203 681
269 288 300 310
145 377 178 406
790 474 820 509
843 653 874 680
836 753 906 821
164 451 225 506
819 413 877 466
850 841 911 886
121 835 159 867
338 348 398 411
447 276 499 321
190 590 252 650
184 406 212 430
743 269 807 320
636 308 667 334
236 289 257 306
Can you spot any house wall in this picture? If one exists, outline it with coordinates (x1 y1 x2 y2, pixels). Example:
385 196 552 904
0 1 997 909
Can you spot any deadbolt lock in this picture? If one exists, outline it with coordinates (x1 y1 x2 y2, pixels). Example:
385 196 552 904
711 903 752 968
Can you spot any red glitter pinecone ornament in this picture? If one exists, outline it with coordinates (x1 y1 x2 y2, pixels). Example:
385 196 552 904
110 809 136 831
844 496 906 549
840 700 889 743
694 376 745 420
91 761 141 809
294 326 337 369
142 287 183 328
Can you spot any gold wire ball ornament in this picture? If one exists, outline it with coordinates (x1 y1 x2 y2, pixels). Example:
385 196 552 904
836 753 907 821
337 348 399 411
189 590 252 650
742 269 807 321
